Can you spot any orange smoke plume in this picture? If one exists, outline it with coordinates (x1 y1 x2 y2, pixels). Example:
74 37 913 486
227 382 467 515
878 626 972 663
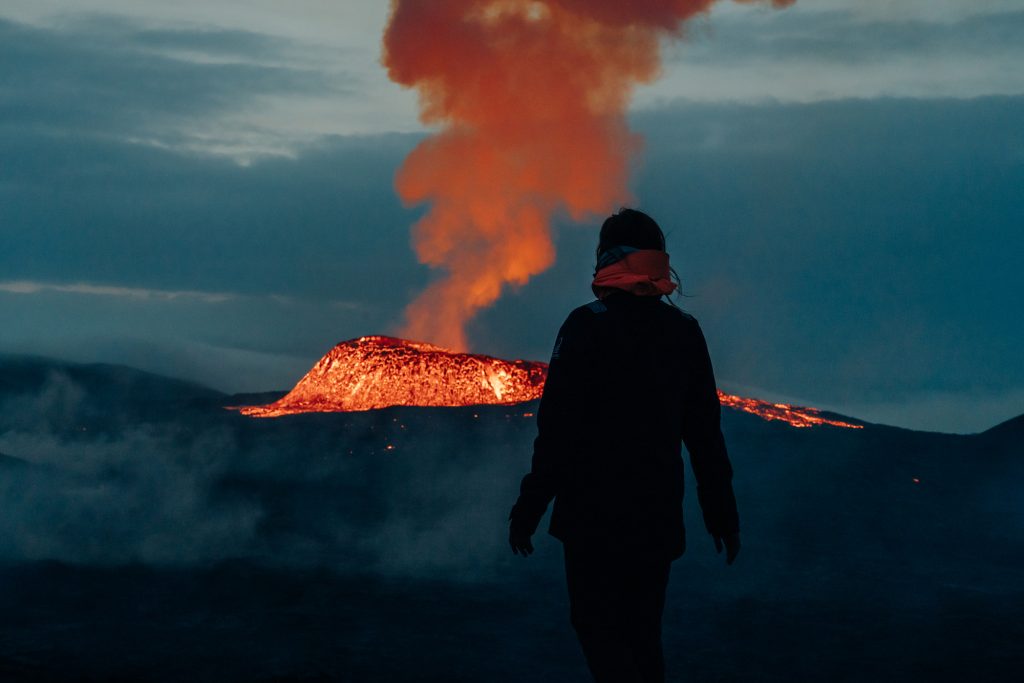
383 0 795 350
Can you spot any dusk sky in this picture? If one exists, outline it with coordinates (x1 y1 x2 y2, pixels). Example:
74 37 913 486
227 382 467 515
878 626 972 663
2 0 1022 432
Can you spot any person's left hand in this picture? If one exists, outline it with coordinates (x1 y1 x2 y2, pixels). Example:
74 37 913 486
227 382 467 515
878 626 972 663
713 532 741 565
509 525 534 557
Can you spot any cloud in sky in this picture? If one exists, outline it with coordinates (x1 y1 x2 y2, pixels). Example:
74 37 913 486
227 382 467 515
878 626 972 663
0 280 236 303
4 2 1024 151
0 16 363 158
0 280 362 311
644 7 1024 105
0 2 421 147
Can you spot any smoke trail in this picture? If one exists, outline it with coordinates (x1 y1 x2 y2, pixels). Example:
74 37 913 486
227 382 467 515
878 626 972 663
383 0 795 350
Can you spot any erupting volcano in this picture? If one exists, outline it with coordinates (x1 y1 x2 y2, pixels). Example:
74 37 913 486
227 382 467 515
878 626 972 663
237 337 861 429
238 336 547 417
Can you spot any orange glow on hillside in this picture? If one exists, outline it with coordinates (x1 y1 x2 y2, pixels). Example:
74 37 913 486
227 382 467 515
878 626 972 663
716 393 862 429
238 336 546 417
237 336 859 429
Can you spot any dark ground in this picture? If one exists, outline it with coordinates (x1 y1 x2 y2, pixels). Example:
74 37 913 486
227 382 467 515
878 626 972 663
1 560 1020 682
0 356 1021 682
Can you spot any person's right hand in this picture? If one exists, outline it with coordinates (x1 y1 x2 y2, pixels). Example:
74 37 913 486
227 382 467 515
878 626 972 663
713 532 741 565
509 525 535 557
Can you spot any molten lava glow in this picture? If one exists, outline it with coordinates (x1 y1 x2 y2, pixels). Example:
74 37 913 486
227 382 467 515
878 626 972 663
383 0 796 351
238 336 859 429
715 393 862 430
238 336 547 417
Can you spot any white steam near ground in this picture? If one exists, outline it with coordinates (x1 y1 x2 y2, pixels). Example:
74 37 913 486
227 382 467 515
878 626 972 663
0 368 537 578
0 363 1020 597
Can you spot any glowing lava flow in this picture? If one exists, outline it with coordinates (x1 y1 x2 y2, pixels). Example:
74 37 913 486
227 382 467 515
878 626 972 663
716 393 862 429
238 336 547 417
237 336 861 429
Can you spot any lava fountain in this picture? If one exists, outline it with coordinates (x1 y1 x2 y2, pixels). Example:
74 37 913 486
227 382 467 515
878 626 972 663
237 336 861 429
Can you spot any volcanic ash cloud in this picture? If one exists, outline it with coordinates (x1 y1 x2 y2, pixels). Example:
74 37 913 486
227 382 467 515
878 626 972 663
382 0 796 351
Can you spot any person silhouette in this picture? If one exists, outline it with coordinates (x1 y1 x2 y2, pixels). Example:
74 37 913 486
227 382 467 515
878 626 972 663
509 208 741 683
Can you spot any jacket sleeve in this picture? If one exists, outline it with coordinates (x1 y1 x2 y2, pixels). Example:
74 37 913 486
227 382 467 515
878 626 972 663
509 311 589 535
681 319 740 537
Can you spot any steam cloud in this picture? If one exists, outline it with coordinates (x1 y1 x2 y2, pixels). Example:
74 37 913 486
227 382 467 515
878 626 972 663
1 363 1020 600
383 0 796 350
0 369 536 579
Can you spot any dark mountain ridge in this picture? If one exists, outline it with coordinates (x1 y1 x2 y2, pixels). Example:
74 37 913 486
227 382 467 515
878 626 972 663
3 352 1017 434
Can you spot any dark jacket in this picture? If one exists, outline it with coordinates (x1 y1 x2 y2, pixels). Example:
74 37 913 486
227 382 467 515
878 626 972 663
509 291 739 559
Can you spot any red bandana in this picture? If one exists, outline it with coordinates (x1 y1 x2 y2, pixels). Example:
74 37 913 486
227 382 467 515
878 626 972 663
591 249 677 298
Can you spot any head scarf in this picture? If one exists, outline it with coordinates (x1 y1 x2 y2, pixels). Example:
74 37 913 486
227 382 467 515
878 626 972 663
591 246 677 299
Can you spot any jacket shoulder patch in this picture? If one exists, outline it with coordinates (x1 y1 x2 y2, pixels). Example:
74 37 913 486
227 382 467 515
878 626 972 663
675 308 697 323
